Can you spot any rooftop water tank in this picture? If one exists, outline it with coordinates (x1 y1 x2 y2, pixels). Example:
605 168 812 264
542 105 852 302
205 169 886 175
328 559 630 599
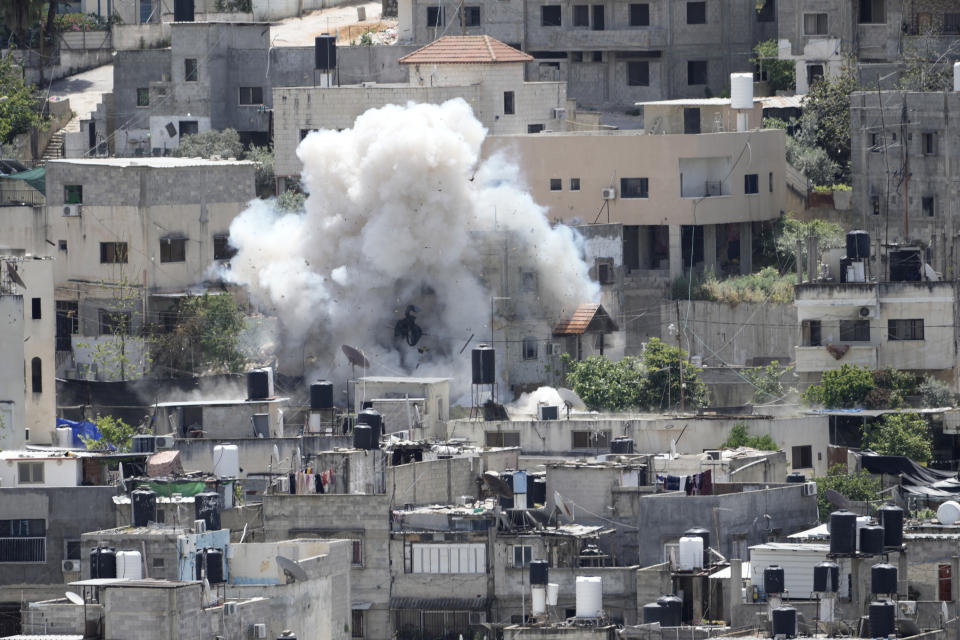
309 380 334 410
90 547 116 579
529 560 549 585
678 536 704 571
771 606 798 639
213 444 240 478
869 600 896 638
813 561 839 593
938 500 960 525
859 524 885 555
353 425 377 450
471 345 496 385
846 230 870 260
730 72 754 110
546 583 559 606
871 563 897 595
206 548 225 584
356 409 383 441
131 487 157 527
531 585 546 616
684 527 710 566
116 550 142 579
56 427 73 448
879 504 904 548
194 491 221 532
764 565 785 595
643 603 664 625
829 510 857 555
247 367 273 400
132 434 155 454
657 595 682 627
575 576 603 618
611 437 635 454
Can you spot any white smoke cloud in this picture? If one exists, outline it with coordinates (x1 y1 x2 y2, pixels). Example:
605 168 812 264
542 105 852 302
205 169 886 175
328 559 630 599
223 99 598 392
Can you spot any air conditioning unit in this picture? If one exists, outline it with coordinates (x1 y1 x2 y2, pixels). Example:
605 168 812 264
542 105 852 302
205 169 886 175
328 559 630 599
155 435 175 449
802 482 817 496
858 306 877 318
62 559 81 573
549 342 562 356
253 624 267 639
62 204 81 217
194 519 207 533
224 602 238 615
601 188 616 200
469 612 486 624
552 107 566 120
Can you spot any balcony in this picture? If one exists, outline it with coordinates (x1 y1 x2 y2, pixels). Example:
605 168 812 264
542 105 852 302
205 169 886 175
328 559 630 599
525 26 667 51
795 344 877 373
0 188 45 206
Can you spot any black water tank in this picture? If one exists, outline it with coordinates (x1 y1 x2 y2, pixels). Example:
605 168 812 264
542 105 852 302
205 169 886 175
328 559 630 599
131 487 157 527
529 560 549 585
173 0 194 21
872 563 898 595
206 548 224 584
786 472 806 483
195 548 206 579
869 600 896 638
657 595 682 627
356 409 383 441
860 524 885 555
247 369 270 400
685 527 711 566
813 561 839 593
772 606 798 638
314 35 336 69
643 603 664 625
611 437 635 454
890 249 922 282
764 565 785 595
839 256 852 283
195 491 222 532
879 504 904 549
353 425 376 450
132 434 155 454
529 478 547 506
829 510 857 555
90 547 117 579
846 230 870 260
471 345 496 384
310 380 334 410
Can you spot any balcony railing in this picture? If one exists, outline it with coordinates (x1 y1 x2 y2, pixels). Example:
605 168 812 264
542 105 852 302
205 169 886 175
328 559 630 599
0 189 45 205
0 537 46 563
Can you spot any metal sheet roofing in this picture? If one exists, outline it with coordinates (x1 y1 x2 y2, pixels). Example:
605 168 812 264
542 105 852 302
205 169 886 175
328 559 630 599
398 36 533 65
390 597 490 611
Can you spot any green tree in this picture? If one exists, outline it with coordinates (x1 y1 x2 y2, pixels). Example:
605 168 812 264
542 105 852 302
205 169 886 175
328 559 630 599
743 360 794 404
0 55 41 144
774 214 844 270
245 144 275 198
863 368 918 409
152 293 247 374
862 413 932 463
896 28 959 92
919 375 953 408
801 58 860 182
77 274 147 381
803 364 875 408
276 189 306 213
172 128 244 159
751 39 795 93
814 464 881 520
636 337 709 411
721 423 779 450
562 354 647 411
84 415 137 452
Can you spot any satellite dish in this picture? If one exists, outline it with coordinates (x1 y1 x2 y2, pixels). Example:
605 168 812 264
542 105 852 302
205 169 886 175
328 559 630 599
276 555 308 583
341 345 370 369
824 489 850 509
482 472 513 498
65 591 84 605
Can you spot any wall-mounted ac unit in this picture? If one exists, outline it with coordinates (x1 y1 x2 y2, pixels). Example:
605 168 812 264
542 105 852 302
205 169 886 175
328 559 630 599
224 602 238 615
63 204 81 217
549 342 562 356
802 482 817 496
62 559 81 573
601 188 616 200
253 624 267 639
155 435 175 449
553 107 566 120
858 306 877 318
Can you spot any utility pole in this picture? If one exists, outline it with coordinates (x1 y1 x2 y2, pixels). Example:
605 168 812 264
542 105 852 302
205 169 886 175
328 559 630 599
675 300 685 412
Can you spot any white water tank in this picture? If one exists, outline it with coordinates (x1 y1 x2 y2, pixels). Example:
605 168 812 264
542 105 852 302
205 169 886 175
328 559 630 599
116 550 143 579
575 576 603 618
730 72 754 110
546 583 559 606
531 586 546 615
213 444 240 477
56 427 73 448
678 535 704 570
938 500 960 525
954 62 960 92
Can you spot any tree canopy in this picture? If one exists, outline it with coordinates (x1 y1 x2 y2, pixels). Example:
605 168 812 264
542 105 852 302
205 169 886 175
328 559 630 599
721 423 779 450
814 465 881 520
0 55 41 145
862 413 932 463
152 293 247 375
803 364 875 408
751 39 795 93
800 58 859 183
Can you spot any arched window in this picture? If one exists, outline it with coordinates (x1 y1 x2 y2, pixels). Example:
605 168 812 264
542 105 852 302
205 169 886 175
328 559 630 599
31 357 42 393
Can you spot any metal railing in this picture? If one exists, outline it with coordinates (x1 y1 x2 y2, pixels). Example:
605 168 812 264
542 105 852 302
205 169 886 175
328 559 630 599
0 189 45 205
0 537 46 563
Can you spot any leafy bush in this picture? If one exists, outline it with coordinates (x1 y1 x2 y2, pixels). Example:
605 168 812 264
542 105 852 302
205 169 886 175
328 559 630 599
671 267 795 304
774 214 844 272
0 56 41 144
814 465 881 520
743 360 794 404
919 375 953 408
722 423 779 451
276 189 306 213
84 415 137 452
173 128 243 159
803 364 875 408
862 413 932 463
751 39 795 92
245 144 275 198
53 12 110 32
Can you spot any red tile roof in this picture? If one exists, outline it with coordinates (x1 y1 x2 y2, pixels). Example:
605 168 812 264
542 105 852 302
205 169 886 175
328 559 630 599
553 303 618 336
398 35 533 65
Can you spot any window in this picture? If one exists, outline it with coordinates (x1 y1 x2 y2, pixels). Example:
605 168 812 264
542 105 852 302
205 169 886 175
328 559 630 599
803 13 828 34
686 1 706 24
802 319 822 346
572 430 610 448
570 178 581 191
858 0 884 23
573 4 589 26
549 178 562 191
597 261 613 284
571 51 584 62
213 234 236 260
922 133 937 155
485 431 520 447
792 445 812 469
629 3 649 26
522 337 538 360
744 174 759 194
136 88 150 107
839 319 870 342
179 120 198 137
426 6 444 26
460 5 480 26
592 51 603 62
541 5 561 26
153 557 165 568
521 271 538 292
872 196 881 215
31 357 41 393
351 540 363 566
945 13 960 34
591 4 604 30
99 241 128 264
300 128 313 141
238 87 264 105
687 60 707 85
411 543 486 573
756 0 774 22
0 519 45 562
528 124 545 134
59 240 67 252
31 298 41 320
64 185 83 204
160 237 186 263
627 60 649 86
888 319 924 341
620 177 649 198
513 545 533 568
503 91 515 115
352 610 364 638
65 539 82 560
18 462 43 485
99 310 131 336
806 64 825 84
769 172 774 193
923 196 934 217
184 58 198 81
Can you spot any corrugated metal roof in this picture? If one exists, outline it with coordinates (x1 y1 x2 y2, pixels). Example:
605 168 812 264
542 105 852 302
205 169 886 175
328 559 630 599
553 303 618 336
398 36 532 65
390 597 490 611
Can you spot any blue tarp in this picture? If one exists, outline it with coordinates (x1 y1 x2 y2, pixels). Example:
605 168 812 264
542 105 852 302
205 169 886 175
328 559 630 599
56 418 104 448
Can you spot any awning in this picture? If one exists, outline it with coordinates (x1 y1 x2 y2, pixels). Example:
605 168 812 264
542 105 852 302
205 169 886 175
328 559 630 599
352 601 373 610
553 303 618 336
860 453 960 498
0 166 46 195
389 597 489 611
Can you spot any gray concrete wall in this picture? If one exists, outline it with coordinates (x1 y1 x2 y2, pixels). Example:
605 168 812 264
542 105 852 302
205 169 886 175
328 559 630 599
387 449 519 506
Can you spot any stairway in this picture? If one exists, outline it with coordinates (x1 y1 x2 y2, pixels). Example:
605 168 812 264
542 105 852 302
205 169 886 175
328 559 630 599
621 271 670 355
38 130 65 165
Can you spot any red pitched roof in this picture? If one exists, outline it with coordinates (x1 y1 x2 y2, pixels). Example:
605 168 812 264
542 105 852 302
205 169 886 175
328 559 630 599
398 35 533 65
553 303 618 336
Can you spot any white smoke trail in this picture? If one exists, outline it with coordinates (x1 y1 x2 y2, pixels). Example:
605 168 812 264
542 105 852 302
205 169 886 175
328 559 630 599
223 99 598 392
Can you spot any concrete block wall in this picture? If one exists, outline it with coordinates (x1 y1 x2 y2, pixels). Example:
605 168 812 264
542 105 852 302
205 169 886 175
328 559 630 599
80 529 183 580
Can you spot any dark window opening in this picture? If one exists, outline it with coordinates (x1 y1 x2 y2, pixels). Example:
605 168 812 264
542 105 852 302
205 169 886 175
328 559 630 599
0 519 45 562
528 124 545 133
100 242 128 264
592 51 603 62
839 319 870 342
629 3 649 26
570 178 581 191
923 196 934 217
239 87 264 105
550 178 562 191
687 60 707 85
802 319 822 346
792 445 812 468
573 4 589 26
628 61 649 86
572 430 610 448
30 357 42 393
621 177 649 198
541 5 562 26
213 234 236 260
179 121 199 138
591 4 604 30
683 107 700 134
872 196 881 215
858 0 884 23
136 88 150 107
56 301 78 352
597 261 614 284
522 337 538 360
64 185 83 204
923 133 937 155
485 431 520 447
426 5 444 26
460 5 480 26
503 91 515 115
744 173 759 194
804 13 827 34
184 58 198 81
160 237 186 263
807 64 825 84
59 240 67 252
352 610 364 638
756 0 774 22
686 1 706 24
888 319 924 341
31 298 41 320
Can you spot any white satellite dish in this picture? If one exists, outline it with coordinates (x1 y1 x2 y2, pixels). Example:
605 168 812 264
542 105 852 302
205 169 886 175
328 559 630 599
276 555 308 583
65 591 84 605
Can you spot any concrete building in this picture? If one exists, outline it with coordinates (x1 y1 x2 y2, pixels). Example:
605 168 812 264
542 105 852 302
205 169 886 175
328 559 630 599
273 35 568 179
397 0 778 108
351 376 451 440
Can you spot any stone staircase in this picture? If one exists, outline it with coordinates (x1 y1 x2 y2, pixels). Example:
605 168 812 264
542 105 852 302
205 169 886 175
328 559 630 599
38 130 65 165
